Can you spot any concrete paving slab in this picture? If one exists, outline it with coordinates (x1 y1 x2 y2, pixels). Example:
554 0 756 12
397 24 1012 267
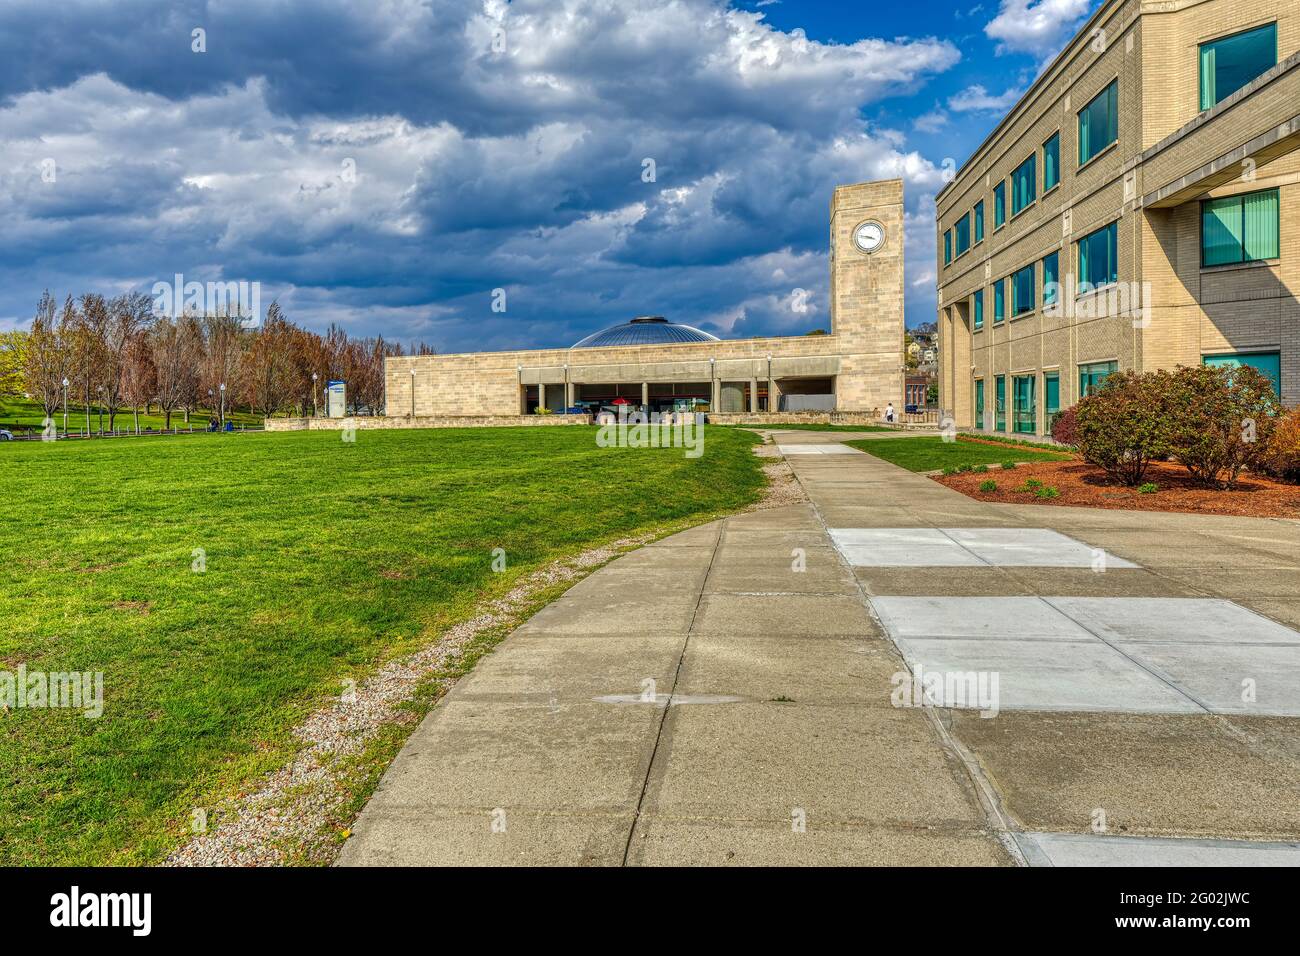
870 596 1094 640
1158 568 1300 597
1238 598 1300 630
855 567 1027 596
627 817 1012 866
367 700 662 813
1123 641 1300 716
1002 567 1199 597
676 634 901 705
777 443 862 455
709 544 841 569
338 807 632 866
703 561 858 594
602 546 716 570
644 523 722 547
454 634 685 702
517 594 700 635
641 703 985 826
942 527 1138 568
563 564 710 596
719 529 833 549
1044 596 1300 645
722 506 822 531
830 528 987 567
692 592 881 636
1012 831 1300 866
948 712 1300 839
894 638 1205 714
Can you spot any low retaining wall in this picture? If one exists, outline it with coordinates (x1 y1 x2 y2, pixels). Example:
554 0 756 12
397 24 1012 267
264 414 592 431
706 410 885 426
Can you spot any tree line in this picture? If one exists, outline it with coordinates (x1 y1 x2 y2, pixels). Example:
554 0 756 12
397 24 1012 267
13 291 432 432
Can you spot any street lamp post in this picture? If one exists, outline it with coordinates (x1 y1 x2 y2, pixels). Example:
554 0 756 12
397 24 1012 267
97 385 105 436
61 377 69 437
219 383 226 428
312 372 318 417
410 368 416 418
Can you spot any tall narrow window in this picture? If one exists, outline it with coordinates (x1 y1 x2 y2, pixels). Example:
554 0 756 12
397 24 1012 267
944 229 952 265
974 200 985 243
1200 23 1277 110
1011 264 1035 315
995 376 1006 432
955 213 971 257
973 289 984 330
994 181 1006 229
1013 375 1037 434
1011 154 1036 215
1078 222 1118 291
1079 360 1118 397
993 278 1005 323
1078 80 1119 166
1042 251 1060 307
1045 372 1060 418
975 379 985 430
1043 132 1060 191
1201 188 1279 266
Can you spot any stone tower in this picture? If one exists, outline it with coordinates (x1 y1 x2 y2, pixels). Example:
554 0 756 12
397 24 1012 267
829 179 905 412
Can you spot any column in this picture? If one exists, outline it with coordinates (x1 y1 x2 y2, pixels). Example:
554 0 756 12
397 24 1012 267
711 377 720 411
748 378 758 413
768 377 779 413
538 383 546 412
641 382 649 409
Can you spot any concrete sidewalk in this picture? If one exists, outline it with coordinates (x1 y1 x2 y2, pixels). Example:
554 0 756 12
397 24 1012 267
339 429 1300 866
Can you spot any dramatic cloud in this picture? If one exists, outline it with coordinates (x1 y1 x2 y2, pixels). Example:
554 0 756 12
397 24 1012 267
0 0 961 347
947 83 1025 112
984 0 1095 59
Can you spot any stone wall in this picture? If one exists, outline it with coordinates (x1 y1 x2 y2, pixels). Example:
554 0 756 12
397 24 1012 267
264 414 591 432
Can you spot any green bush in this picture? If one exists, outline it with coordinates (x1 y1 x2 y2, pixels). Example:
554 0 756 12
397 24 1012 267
1162 364 1280 488
956 463 973 473
1137 482 1158 494
978 479 997 492
1035 485 1060 499
1000 461 1017 470
1074 370 1173 486
972 464 990 473
942 465 958 476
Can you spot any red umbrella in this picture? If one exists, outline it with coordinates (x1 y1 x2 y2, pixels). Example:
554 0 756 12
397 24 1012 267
610 397 631 405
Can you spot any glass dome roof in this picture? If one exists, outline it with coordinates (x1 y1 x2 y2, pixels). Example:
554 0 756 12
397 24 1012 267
571 316 719 348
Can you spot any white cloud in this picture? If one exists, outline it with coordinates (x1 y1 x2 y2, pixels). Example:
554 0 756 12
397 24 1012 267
947 83 1025 112
984 0 1094 59
912 109 949 133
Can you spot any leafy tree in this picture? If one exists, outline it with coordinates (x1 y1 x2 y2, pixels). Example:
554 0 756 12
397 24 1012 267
0 330 29 396
1075 370 1172 486
1163 364 1279 488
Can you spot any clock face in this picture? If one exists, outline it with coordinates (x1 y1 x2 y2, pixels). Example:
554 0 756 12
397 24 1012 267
853 220 885 253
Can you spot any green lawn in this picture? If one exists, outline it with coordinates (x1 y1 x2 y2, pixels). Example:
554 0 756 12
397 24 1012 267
757 423 894 433
0 425 765 865
846 435 1073 471
0 396 262 436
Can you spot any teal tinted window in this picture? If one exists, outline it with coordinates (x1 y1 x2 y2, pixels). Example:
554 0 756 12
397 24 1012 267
993 278 1005 323
1079 360 1118 397
1042 251 1060 306
1204 352 1281 394
1078 81 1119 165
1013 375 1037 434
974 201 985 243
995 376 1006 431
944 230 952 265
975 379 985 429
1078 222 1118 290
1043 132 1060 191
994 181 1006 228
1201 188 1279 266
1045 372 1060 417
955 213 971 257
1011 154 1036 215
973 289 984 330
1200 23 1277 110
1011 264 1035 315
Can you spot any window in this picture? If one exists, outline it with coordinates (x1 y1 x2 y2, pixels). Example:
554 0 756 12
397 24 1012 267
1078 80 1119 166
1204 352 1281 394
1011 154 1036 216
1079 360 1118 397
1011 264 1035 315
975 379 985 430
1201 188 1279 266
1078 222 1118 291
944 230 952 265
1045 371 1060 418
1200 23 1277 111
974 201 985 243
973 289 984 330
1042 251 1060 307
1013 375 1037 434
995 376 1006 431
994 181 1006 229
955 213 971 257
993 278 1005 323
1043 132 1060 191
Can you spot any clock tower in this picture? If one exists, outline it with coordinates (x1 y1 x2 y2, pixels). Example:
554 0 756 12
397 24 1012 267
829 179 905 413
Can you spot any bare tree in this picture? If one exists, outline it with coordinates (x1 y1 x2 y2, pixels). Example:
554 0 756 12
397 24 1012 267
151 314 200 430
244 303 297 417
24 291 67 419
201 314 245 424
100 292 152 432
121 331 156 434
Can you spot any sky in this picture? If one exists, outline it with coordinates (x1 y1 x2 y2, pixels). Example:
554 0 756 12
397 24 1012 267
0 0 1102 351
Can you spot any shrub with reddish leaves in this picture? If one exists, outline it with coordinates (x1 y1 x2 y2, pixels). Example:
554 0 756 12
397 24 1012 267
1049 407 1078 447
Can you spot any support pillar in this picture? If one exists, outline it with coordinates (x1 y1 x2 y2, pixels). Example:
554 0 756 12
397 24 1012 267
768 377 779 413
641 382 649 409
748 378 758 413
711 378 720 411
538 383 546 411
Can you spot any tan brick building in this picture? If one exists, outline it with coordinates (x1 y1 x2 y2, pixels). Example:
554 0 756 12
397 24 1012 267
936 0 1300 437
386 180 906 420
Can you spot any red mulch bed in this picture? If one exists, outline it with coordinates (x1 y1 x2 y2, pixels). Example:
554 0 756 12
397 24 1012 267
937 458 1300 518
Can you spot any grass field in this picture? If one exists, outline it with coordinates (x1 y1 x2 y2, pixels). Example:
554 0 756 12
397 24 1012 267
0 396 262 436
0 425 766 865
756 423 894 433
846 435 1073 471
